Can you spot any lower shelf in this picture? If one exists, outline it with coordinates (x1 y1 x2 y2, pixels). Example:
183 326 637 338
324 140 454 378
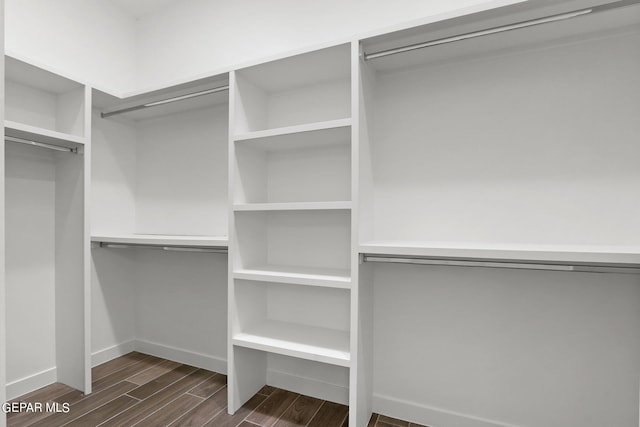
232 320 351 367
233 265 351 288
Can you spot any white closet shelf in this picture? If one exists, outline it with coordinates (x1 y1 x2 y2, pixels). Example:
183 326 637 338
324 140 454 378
233 320 351 367
234 201 352 211
91 233 228 248
360 241 640 267
234 265 351 288
233 118 351 150
6 55 83 94
5 120 87 149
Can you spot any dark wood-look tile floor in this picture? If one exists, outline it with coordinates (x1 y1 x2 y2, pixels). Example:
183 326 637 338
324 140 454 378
8 352 426 427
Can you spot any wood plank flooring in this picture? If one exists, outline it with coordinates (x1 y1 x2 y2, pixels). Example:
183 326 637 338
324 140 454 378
7 352 426 427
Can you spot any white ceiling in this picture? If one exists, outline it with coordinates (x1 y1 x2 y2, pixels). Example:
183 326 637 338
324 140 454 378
110 0 183 18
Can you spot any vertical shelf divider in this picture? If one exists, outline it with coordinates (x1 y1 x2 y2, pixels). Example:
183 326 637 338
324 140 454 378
349 40 373 427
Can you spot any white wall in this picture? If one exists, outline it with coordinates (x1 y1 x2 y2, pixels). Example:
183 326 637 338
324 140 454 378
5 0 138 93
134 250 227 371
4 0 515 94
5 145 57 387
373 264 640 427
370 31 640 246
134 0 511 91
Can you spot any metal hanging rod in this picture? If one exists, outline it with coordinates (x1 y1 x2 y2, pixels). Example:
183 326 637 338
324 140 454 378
98 242 228 254
363 0 638 61
5 135 78 154
362 254 640 275
101 85 230 118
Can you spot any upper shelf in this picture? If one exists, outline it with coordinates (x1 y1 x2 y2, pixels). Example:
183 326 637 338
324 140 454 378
94 74 229 122
234 119 351 150
233 44 351 133
361 0 640 72
234 201 352 212
91 233 228 248
5 120 87 151
237 43 351 93
5 55 83 95
360 240 640 267
5 55 88 138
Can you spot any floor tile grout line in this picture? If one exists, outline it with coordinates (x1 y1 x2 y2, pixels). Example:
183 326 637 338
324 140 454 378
7 400 55 427
174 386 228 427
127 395 182 427
237 391 268 427
339 410 350 427
239 402 257 427
184 391 207 400
128 365 201 401
148 393 206 427
92 354 155 383
96 389 149 427
185 372 218 396
125 393 142 401
9 385 76 407
29 379 134 427
268 393 301 427
93 404 139 427
123 358 176 385
185 381 226 400
9 408 54 427
304 399 326 427
56 383 139 427
378 414 414 427
203 383 227 399
66 393 141 427
127 371 217 427
189 406 226 427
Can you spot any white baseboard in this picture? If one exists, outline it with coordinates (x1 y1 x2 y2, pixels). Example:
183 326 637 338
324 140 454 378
134 339 227 375
6 367 57 401
92 340 136 367
373 394 520 427
267 370 349 405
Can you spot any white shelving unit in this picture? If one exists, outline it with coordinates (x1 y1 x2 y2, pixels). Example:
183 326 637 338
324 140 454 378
228 42 370 426
3 55 91 402
91 75 230 374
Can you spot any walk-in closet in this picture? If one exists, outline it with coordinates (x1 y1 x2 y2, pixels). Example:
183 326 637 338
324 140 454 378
1 0 639 426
